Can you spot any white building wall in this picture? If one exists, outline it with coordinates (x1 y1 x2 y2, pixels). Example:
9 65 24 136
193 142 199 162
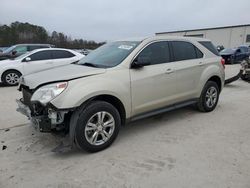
156 26 250 48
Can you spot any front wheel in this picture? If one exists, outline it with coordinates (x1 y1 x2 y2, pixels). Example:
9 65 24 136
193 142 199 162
2 70 21 86
197 81 219 112
74 101 121 152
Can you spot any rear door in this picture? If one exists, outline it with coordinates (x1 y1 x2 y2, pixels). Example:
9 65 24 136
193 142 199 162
22 50 54 75
51 50 78 67
130 41 177 116
170 41 204 101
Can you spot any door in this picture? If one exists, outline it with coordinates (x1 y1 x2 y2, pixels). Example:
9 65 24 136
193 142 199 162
130 41 177 116
170 41 204 101
22 50 54 75
51 50 78 67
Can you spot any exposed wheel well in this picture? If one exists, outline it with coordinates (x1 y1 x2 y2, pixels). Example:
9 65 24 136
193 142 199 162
89 95 126 126
1 69 22 81
207 76 222 92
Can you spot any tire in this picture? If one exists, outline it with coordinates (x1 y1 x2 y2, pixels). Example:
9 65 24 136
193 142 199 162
197 81 219 112
74 101 121 152
241 74 248 81
2 70 21 86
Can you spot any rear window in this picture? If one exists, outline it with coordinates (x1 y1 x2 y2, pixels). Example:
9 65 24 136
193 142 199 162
199 41 219 56
52 50 75 59
171 41 203 61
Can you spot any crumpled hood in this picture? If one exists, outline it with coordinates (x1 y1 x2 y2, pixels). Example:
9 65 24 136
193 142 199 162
21 64 106 89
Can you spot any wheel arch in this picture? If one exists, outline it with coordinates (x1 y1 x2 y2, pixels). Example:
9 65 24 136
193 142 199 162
1 69 22 82
85 94 127 126
207 75 222 92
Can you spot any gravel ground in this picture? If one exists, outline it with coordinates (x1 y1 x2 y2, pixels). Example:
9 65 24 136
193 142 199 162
0 64 249 188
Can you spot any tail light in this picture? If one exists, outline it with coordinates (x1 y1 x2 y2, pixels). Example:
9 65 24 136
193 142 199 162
221 58 225 69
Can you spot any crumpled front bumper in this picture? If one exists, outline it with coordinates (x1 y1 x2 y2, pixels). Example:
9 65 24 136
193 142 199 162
16 99 40 130
16 99 68 132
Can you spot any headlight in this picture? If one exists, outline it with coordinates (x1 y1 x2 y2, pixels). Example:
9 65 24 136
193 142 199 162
31 82 68 105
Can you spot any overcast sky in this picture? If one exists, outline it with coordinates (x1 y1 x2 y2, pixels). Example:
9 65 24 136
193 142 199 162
0 0 250 42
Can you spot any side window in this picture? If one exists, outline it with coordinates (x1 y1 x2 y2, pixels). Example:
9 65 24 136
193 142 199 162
28 51 52 61
196 48 204 58
14 46 28 53
136 41 171 65
171 41 202 61
52 50 75 59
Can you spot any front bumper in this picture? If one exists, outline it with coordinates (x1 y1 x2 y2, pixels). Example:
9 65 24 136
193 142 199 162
16 99 69 132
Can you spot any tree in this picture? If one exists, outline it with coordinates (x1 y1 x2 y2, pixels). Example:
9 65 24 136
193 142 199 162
0 21 104 49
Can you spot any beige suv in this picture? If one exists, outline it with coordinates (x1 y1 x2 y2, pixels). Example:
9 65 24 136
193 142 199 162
17 36 225 152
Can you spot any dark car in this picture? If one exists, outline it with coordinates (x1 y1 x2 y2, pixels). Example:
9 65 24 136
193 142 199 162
220 45 250 64
0 44 53 60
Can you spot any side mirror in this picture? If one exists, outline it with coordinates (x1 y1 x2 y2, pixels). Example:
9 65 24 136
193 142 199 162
24 57 31 62
131 57 150 68
12 50 17 56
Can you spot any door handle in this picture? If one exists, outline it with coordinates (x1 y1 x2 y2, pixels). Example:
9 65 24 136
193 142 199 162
45 61 53 64
198 62 204 66
165 68 174 74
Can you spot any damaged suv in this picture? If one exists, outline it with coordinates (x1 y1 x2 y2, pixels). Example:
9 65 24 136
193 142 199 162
17 36 225 152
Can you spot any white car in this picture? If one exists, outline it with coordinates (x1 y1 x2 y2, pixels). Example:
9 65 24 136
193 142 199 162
0 48 84 86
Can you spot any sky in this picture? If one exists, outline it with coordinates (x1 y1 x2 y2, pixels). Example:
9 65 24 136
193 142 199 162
0 0 250 42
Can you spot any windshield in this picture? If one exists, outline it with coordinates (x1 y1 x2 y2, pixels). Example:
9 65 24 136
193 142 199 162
78 41 141 68
3 46 16 53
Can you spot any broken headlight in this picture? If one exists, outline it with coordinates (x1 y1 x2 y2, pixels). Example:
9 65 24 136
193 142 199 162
31 82 68 105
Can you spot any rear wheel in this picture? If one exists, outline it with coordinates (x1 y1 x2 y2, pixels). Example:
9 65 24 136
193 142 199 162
74 101 121 152
2 70 21 86
197 81 219 112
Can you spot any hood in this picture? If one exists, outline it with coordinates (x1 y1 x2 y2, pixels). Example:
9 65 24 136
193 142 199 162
0 59 17 66
21 64 106 89
220 49 236 56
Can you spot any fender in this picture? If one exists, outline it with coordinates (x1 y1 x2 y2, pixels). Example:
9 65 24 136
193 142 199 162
51 69 132 118
196 64 224 97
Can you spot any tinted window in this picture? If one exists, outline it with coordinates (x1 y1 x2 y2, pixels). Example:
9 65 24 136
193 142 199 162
171 41 201 61
136 41 170 65
52 50 75 59
199 41 219 56
239 47 248 53
28 50 52 61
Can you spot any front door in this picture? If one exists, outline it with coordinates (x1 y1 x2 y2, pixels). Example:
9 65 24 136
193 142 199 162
22 50 54 75
130 41 177 116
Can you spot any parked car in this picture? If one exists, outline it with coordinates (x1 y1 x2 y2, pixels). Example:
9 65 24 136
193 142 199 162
0 48 84 86
0 47 9 53
17 36 225 152
0 44 53 61
220 45 250 64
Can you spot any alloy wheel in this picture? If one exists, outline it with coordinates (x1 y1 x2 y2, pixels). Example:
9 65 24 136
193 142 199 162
5 73 20 85
205 86 218 108
84 111 115 146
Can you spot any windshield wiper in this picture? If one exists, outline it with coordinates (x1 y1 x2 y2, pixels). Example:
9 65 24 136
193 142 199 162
81 62 98 68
